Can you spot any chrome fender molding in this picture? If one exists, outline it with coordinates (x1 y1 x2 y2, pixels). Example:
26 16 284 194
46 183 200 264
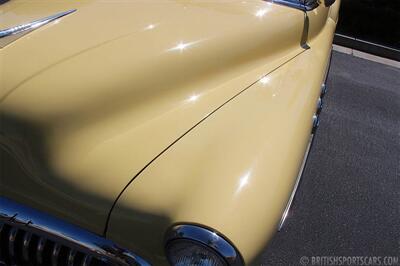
0 9 76 48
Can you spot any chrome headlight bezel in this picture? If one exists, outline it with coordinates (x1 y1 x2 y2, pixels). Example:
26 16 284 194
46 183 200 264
165 224 244 266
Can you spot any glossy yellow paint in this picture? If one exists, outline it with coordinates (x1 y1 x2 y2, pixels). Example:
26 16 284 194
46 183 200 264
0 0 340 264
108 9 339 266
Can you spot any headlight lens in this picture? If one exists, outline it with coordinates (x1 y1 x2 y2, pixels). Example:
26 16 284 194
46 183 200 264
166 239 227 266
165 225 243 266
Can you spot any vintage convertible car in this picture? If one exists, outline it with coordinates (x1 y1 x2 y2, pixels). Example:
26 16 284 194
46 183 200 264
0 0 340 265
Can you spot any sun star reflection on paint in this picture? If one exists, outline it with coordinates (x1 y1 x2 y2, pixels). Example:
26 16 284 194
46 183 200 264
235 171 251 194
259 76 270 85
187 94 200 103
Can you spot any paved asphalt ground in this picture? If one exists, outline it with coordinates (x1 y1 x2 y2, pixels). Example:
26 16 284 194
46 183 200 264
259 51 400 265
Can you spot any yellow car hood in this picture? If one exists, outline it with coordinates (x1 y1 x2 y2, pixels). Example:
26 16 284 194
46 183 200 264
0 0 304 235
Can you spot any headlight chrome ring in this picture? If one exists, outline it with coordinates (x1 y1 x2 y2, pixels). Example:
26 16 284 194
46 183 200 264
165 224 244 266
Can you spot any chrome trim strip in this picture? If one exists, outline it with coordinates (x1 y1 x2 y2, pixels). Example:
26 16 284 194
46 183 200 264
165 224 244 266
312 113 320 132
271 0 305 10
321 49 333 97
317 98 323 113
267 0 319 11
0 196 151 266
303 0 320 11
0 9 76 48
278 133 314 231
278 48 332 231
321 83 328 96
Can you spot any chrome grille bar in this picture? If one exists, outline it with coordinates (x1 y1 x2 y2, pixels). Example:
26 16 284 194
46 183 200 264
22 231 32 261
82 254 93 266
8 227 18 265
0 223 4 263
51 243 61 266
67 249 76 266
36 237 46 264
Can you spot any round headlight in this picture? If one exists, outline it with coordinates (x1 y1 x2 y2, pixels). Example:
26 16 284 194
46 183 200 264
166 239 227 266
165 224 243 266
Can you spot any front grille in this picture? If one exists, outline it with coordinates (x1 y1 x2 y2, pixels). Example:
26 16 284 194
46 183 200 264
0 221 105 266
0 197 150 266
